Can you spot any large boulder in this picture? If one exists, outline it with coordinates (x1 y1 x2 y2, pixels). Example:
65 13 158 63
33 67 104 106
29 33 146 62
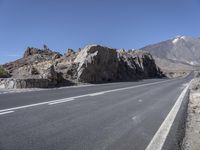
74 45 119 83
128 50 162 78
42 65 65 85
117 50 163 80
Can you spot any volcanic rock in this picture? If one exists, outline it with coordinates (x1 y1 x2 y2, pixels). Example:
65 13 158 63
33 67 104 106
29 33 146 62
1 44 163 88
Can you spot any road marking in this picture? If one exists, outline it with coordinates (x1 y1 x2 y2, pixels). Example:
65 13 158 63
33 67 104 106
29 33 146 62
89 92 105 96
138 99 143 102
0 79 176 113
0 111 14 116
132 116 137 120
48 98 75 105
145 80 192 150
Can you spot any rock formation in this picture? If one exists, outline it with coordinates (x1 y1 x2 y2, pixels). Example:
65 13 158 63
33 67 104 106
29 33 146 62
74 45 119 83
73 45 163 83
1 44 163 88
117 50 162 81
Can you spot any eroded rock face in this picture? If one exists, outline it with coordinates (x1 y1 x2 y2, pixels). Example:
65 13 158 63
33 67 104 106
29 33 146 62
23 46 62 59
73 45 163 83
2 44 163 88
1 78 52 89
128 51 162 78
74 45 119 83
3 46 62 74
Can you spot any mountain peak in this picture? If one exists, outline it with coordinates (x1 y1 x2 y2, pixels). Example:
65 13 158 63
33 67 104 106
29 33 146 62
172 35 191 44
175 35 185 38
140 36 200 69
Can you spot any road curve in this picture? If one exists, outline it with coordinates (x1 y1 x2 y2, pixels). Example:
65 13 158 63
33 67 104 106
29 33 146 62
0 74 193 150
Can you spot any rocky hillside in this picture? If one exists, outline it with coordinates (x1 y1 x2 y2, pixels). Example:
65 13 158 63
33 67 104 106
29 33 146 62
1 44 163 88
140 36 200 71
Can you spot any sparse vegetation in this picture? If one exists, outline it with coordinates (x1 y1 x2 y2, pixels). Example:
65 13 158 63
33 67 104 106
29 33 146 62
0 66 10 78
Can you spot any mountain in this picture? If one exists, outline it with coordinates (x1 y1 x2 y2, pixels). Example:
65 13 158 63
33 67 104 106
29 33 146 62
140 36 200 71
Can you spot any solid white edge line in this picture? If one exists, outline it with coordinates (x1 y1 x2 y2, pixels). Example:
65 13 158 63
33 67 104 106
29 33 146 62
0 111 14 116
145 79 193 150
0 79 176 113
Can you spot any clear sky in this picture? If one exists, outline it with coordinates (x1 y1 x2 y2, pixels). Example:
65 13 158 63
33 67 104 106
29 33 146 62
0 0 200 64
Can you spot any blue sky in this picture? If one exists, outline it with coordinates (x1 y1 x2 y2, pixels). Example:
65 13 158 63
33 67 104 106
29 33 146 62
0 0 200 64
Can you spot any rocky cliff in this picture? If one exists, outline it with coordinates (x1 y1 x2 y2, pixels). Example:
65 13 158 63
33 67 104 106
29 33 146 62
1 44 163 88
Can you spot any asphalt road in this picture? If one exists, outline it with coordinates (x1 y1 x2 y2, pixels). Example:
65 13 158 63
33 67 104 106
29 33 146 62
0 74 193 150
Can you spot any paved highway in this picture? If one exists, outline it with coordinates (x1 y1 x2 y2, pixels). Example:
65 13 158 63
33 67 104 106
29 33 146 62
0 74 193 150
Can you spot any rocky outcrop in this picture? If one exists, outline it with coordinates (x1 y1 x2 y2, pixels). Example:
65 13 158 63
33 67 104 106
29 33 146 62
73 45 163 83
23 45 62 59
74 45 119 83
1 44 163 88
0 78 55 89
64 49 76 57
117 50 162 81
3 45 62 74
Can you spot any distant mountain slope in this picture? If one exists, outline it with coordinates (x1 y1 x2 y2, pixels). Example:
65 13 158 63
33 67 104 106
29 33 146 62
140 36 200 70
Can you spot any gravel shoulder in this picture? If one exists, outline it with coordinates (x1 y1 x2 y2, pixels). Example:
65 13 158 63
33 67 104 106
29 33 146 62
182 78 200 150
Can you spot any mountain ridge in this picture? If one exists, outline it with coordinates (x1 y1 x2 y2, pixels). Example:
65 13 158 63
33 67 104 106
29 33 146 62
140 35 200 70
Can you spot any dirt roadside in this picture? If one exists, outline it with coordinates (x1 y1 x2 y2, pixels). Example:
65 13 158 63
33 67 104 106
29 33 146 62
182 77 200 150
